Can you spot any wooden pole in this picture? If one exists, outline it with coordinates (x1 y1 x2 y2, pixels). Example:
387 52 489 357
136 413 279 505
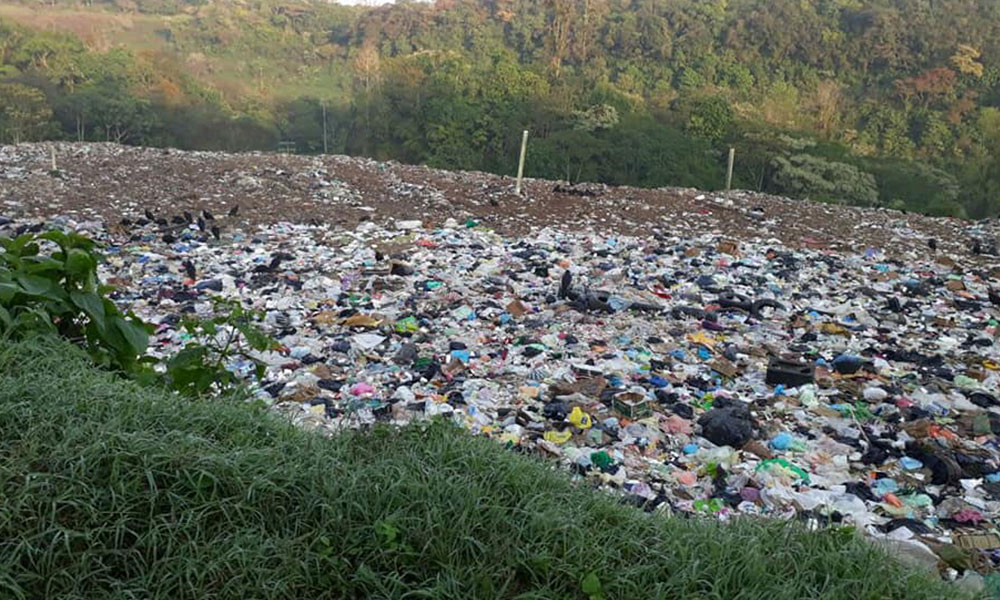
50 146 57 172
515 129 529 196
725 147 735 191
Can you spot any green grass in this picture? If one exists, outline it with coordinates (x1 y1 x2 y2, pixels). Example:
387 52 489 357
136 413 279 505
0 338 972 599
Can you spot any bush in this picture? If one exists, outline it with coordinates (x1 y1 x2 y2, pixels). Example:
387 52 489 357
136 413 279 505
0 230 275 396
0 230 151 372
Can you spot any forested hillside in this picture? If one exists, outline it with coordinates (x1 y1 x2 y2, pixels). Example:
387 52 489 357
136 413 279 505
2 0 1000 217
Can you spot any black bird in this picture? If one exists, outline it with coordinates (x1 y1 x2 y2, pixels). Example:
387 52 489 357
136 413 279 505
197 217 206 231
973 240 983 255
928 238 937 252
144 208 155 221
171 215 186 225
211 225 221 240
183 211 194 223
155 217 168 227
181 259 196 280
989 288 1000 307
163 233 177 244
228 205 239 217
202 210 215 221
120 218 133 227
559 270 572 299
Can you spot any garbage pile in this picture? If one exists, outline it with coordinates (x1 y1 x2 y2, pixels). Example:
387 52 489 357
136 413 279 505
3 143 1000 590
2 142 998 263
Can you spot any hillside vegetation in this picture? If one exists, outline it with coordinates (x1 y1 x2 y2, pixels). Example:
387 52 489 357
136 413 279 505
2 0 1000 217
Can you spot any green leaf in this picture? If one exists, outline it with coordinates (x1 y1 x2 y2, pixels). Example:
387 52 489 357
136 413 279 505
112 316 150 356
581 572 603 599
0 282 20 302
167 346 209 370
70 290 106 332
15 274 64 301
67 232 99 252
22 257 64 275
39 230 68 249
65 248 97 279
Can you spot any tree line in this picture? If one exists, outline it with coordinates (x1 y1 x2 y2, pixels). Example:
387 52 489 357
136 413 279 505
2 0 1000 218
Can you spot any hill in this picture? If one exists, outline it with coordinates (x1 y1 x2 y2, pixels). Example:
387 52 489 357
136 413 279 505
1 0 1000 217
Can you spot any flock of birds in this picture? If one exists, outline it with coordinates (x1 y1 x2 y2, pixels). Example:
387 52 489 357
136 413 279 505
118 204 241 244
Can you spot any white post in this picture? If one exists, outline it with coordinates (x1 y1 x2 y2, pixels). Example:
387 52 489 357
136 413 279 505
50 146 57 171
515 129 529 196
725 147 735 191
322 101 328 154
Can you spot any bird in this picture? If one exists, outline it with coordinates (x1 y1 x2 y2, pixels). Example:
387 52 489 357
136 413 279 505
202 209 215 221
927 238 937 252
211 225 221 240
170 215 186 225
155 217 168 227
989 288 1000 307
163 233 177 244
973 240 983 255
183 211 194 223
228 205 239 217
559 270 573 299
181 259 196 280
120 218 133 227
144 208 155 221
197 217 206 231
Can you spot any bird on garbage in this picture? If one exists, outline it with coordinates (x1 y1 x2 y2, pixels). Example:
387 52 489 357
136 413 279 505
154 217 168 227
162 233 177 244
183 211 194 223
120 218 133 228
197 217 206 231
211 225 221 240
989 288 1000 307
144 208 155 221
228 204 239 217
927 238 937 252
973 240 983 255
202 209 215 221
170 215 186 225
181 259 196 280
559 270 573 299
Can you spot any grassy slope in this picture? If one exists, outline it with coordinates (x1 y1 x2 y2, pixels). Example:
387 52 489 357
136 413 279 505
0 4 350 104
0 338 973 600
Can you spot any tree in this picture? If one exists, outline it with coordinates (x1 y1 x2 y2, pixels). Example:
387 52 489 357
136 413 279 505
0 83 52 144
64 85 157 144
810 80 842 138
950 44 984 78
686 96 732 143
769 153 879 207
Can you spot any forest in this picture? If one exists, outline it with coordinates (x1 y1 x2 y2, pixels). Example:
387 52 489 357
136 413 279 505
1 0 1000 217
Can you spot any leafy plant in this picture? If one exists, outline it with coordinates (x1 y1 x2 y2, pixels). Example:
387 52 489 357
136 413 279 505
581 571 604 600
0 230 279 398
0 230 152 372
165 296 279 397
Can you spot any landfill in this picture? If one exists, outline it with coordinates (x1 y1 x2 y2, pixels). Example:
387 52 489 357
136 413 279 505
3 142 1000 588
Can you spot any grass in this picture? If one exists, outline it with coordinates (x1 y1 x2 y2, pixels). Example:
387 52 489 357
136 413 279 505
0 337 974 599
